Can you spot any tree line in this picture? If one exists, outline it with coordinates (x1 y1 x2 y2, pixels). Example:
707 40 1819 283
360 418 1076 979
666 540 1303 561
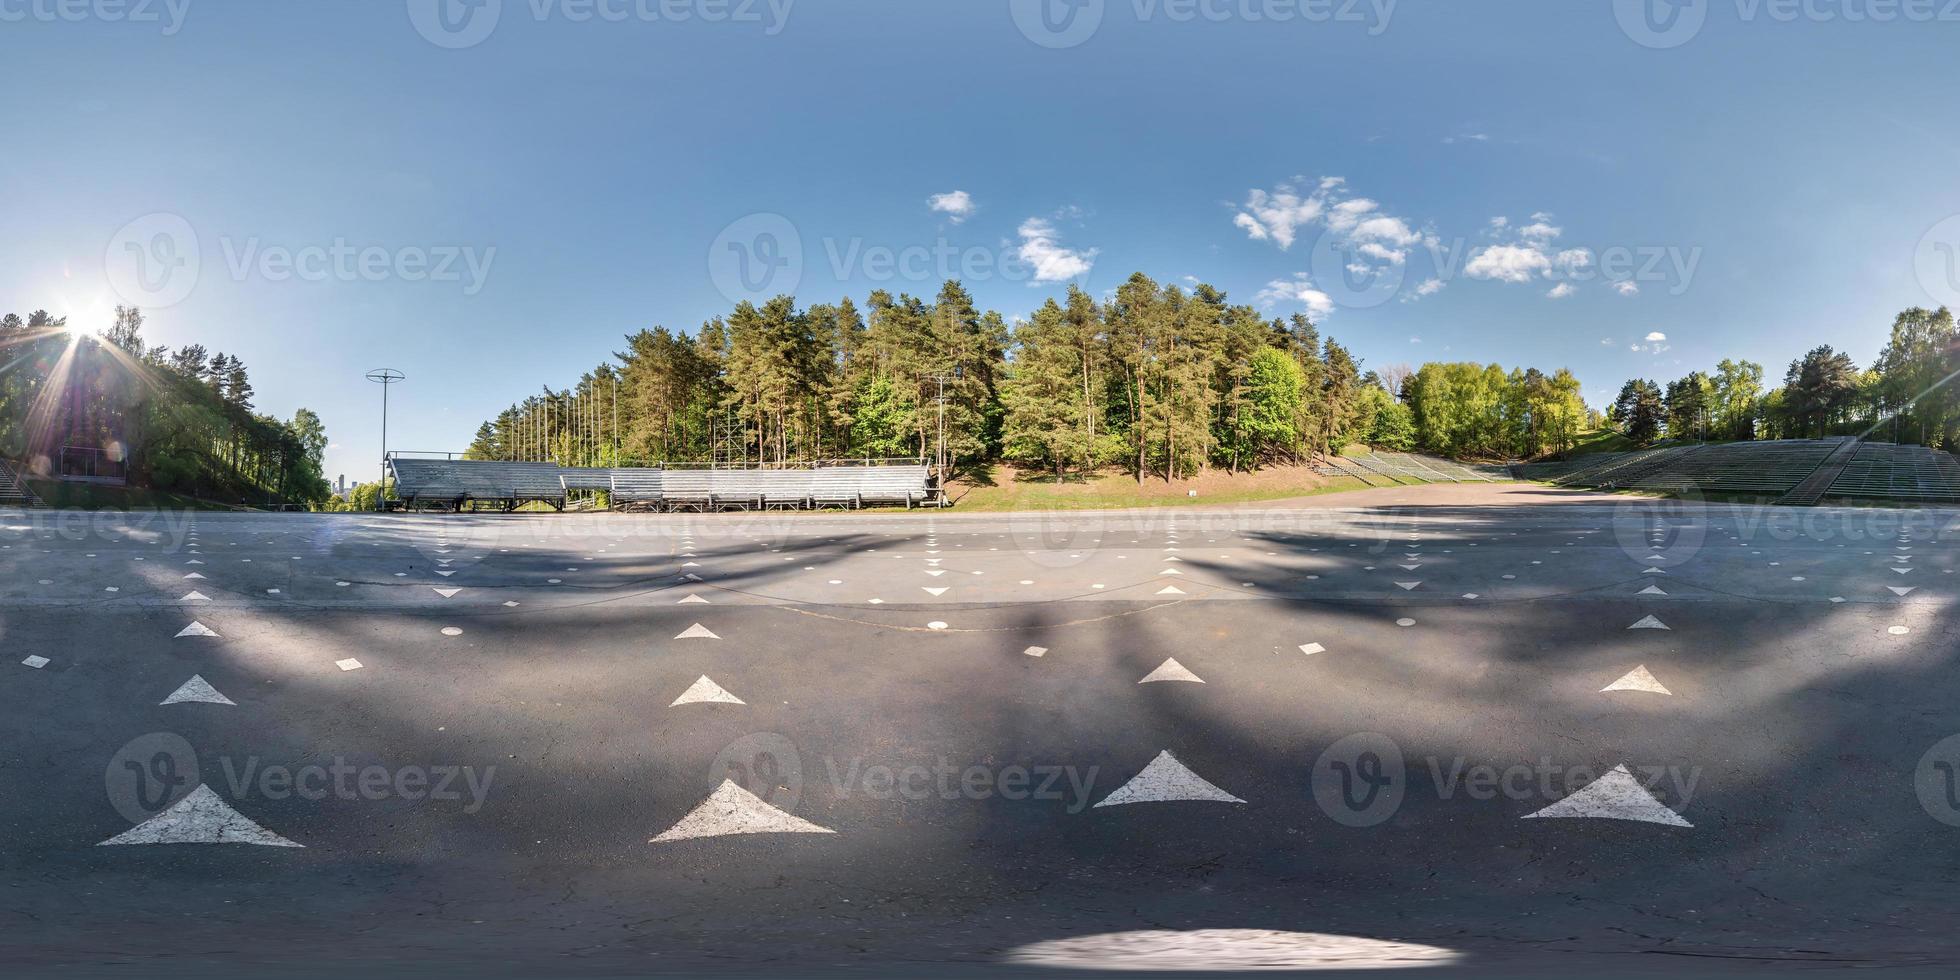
0 306 330 505
1609 307 1960 446
466 273 1594 478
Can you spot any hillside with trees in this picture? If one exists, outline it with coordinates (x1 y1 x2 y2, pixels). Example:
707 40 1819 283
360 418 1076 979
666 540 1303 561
0 306 330 507
1609 307 1958 447
465 274 1592 479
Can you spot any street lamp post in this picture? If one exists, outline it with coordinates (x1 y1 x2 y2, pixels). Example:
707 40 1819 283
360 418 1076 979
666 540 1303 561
366 369 404 511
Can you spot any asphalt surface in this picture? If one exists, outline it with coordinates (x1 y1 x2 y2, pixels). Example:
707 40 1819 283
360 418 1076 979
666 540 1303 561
4 484 1960 978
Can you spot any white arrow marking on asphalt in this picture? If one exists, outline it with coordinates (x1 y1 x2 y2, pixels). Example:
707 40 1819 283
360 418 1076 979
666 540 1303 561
675 623 720 640
1094 751 1245 807
161 675 235 705
1601 665 1672 695
682 573 704 582
681 561 700 568
1893 568 1913 574
1889 586 1916 596
1159 568 1182 576
434 588 461 598
175 621 219 638
1299 642 1326 655
336 658 363 671
435 571 456 577
1638 585 1667 596
678 593 709 604
183 572 206 580
98 785 304 847
1156 585 1186 595
1642 567 1666 574
923 587 948 596
671 675 745 706
179 591 209 602
185 560 204 565
1024 646 1048 657
1521 764 1691 827
1139 658 1204 684
650 780 835 843
22 655 49 669
1627 615 1670 630
1396 582 1420 591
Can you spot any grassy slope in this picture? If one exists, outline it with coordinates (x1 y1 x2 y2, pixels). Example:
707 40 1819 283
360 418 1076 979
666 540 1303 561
945 463 1379 512
21 479 238 511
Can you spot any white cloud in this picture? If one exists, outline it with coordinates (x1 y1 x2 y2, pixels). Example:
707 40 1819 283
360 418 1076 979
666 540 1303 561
1553 248 1593 274
928 190 976 223
1600 338 1616 346
1546 283 1576 299
1519 220 1562 242
1611 280 1640 296
1016 217 1097 283
1413 278 1446 298
1645 331 1667 342
1463 244 1551 284
1232 178 1424 260
1257 273 1335 316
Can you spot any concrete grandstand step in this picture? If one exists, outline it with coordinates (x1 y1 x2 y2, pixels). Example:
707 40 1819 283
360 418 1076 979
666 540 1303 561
1774 437 1865 506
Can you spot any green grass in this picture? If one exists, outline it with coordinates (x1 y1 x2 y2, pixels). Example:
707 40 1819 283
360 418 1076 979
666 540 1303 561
1562 429 1637 457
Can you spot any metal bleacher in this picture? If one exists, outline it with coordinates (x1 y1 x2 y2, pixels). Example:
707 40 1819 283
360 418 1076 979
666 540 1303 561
1824 442 1960 503
393 458 935 513
1530 439 1878 501
0 459 39 507
389 458 569 511
1342 451 1512 484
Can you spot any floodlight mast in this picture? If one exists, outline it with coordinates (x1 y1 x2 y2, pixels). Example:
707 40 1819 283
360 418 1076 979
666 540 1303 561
366 369 405 511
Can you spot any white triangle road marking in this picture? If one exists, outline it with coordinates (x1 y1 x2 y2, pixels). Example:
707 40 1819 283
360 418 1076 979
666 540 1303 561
1627 615 1670 630
671 675 745 706
98 785 304 847
1139 658 1204 684
175 621 219 638
1889 586 1916 596
1094 750 1244 807
1156 585 1186 595
1637 585 1667 596
433 588 461 598
675 623 721 640
650 780 834 843
1521 764 1691 827
1395 581 1420 591
161 675 235 706
923 587 949 596
1298 642 1325 655
1642 567 1666 575
678 593 710 604
1601 665 1672 695
179 591 209 602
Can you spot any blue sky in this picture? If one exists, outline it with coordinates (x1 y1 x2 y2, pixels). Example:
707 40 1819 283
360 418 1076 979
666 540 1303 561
6 0 1960 484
